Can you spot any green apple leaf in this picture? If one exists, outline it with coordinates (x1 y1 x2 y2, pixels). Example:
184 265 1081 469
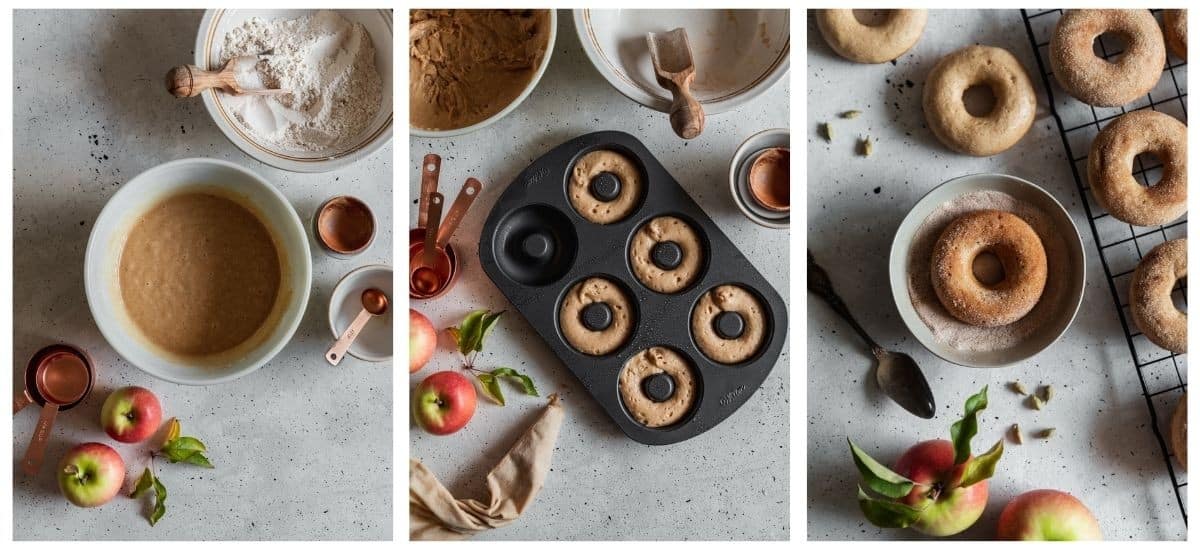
476 372 505 406
848 439 915 499
490 367 539 397
130 467 154 498
150 477 167 526
167 436 206 453
857 486 923 528
476 311 504 352
162 434 214 468
955 439 1004 489
950 386 989 465
454 310 486 355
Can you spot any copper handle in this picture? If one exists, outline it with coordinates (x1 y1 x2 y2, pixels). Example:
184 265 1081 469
14 389 33 415
422 193 443 266
418 154 441 228
22 402 59 475
326 308 374 366
436 178 482 249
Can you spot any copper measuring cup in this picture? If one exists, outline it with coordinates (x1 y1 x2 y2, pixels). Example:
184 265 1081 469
17 344 96 475
409 227 459 299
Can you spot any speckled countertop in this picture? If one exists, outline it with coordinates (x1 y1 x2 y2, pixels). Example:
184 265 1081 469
12 10 392 540
807 10 1186 540
408 10 790 541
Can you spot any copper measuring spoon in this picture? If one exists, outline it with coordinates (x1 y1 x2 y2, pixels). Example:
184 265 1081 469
21 346 94 475
326 288 390 366
436 178 482 250
418 154 441 229
411 193 453 297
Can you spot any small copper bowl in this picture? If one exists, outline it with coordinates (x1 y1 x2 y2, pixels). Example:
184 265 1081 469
748 147 789 212
313 195 376 259
17 344 95 413
409 227 459 300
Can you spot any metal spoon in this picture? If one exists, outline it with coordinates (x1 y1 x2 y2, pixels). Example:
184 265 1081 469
807 250 936 419
326 288 390 366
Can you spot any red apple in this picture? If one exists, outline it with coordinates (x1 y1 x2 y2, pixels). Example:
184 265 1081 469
997 489 1102 540
100 386 162 443
893 439 988 536
409 309 437 374
413 370 476 435
57 442 125 507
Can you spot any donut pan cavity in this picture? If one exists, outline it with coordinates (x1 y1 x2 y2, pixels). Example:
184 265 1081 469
479 131 788 445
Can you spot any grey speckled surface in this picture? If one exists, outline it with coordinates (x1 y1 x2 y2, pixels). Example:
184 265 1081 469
12 10 392 540
408 10 790 541
806 10 1186 541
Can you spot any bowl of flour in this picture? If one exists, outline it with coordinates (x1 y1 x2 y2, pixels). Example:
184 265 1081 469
196 9 392 172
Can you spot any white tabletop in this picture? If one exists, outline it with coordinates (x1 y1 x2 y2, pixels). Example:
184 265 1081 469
408 10 791 541
806 10 1186 540
12 10 392 540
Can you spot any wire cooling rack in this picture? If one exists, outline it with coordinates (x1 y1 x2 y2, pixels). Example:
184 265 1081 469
1021 9 1188 524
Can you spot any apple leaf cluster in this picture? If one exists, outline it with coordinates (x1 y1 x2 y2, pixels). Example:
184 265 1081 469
848 386 1004 529
130 418 214 526
449 309 539 406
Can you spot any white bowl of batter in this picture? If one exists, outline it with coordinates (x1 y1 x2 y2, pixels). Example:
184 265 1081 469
84 158 312 385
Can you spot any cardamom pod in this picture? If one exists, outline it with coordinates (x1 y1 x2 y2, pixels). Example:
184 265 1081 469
820 122 833 142
840 110 862 119
1010 424 1023 445
1038 428 1056 439
1010 381 1028 395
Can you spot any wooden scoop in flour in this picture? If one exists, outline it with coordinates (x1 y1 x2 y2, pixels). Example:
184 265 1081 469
165 54 287 98
647 28 705 140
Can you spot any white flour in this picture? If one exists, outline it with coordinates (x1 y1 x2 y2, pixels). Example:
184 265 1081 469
220 10 382 153
906 190 1072 352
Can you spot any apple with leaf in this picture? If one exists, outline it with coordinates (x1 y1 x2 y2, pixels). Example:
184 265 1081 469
849 386 1003 537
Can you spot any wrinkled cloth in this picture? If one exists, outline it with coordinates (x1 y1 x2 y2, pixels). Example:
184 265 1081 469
410 394 564 540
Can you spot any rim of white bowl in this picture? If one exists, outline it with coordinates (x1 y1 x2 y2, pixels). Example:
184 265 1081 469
887 172 1086 368
409 10 558 138
573 9 790 114
327 263 393 362
83 158 313 385
195 9 394 173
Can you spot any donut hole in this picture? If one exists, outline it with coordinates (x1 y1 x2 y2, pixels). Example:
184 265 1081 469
1132 151 1164 187
1092 32 1130 62
961 84 997 117
852 9 892 26
972 250 1006 286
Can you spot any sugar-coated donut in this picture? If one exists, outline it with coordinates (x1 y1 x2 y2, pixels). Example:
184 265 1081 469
1130 239 1186 354
815 9 927 64
1087 110 1187 227
1170 393 1187 471
923 45 1037 156
930 210 1048 327
1050 9 1165 107
1164 10 1187 61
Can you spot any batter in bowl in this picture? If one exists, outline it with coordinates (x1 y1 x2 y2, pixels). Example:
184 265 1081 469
118 192 284 358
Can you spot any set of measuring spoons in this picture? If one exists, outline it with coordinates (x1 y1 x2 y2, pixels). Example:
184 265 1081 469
410 153 482 300
13 344 96 475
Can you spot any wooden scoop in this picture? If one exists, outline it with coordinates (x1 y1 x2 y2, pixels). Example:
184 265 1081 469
165 54 287 98
647 28 705 140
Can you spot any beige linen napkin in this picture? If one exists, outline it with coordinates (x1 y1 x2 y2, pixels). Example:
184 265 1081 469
410 393 564 540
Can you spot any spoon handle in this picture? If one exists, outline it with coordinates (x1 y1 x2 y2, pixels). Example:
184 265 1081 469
326 308 374 366
807 250 880 351
22 402 58 475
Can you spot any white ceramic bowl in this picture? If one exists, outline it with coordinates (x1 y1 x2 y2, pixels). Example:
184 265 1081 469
409 10 558 138
84 159 313 385
888 173 1086 368
195 9 393 173
729 128 790 229
328 264 393 362
574 9 790 114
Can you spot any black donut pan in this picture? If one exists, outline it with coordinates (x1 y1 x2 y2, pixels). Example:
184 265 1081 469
478 131 788 445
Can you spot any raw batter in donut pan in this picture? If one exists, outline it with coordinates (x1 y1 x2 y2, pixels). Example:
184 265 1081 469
479 131 788 445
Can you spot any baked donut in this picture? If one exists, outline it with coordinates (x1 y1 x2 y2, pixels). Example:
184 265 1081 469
568 150 643 224
1130 239 1186 354
930 210 1048 327
1087 110 1187 227
1170 393 1187 470
559 277 634 356
618 347 697 428
691 285 767 364
815 9 927 64
1164 10 1187 61
1050 10 1165 107
629 216 704 294
923 45 1037 156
